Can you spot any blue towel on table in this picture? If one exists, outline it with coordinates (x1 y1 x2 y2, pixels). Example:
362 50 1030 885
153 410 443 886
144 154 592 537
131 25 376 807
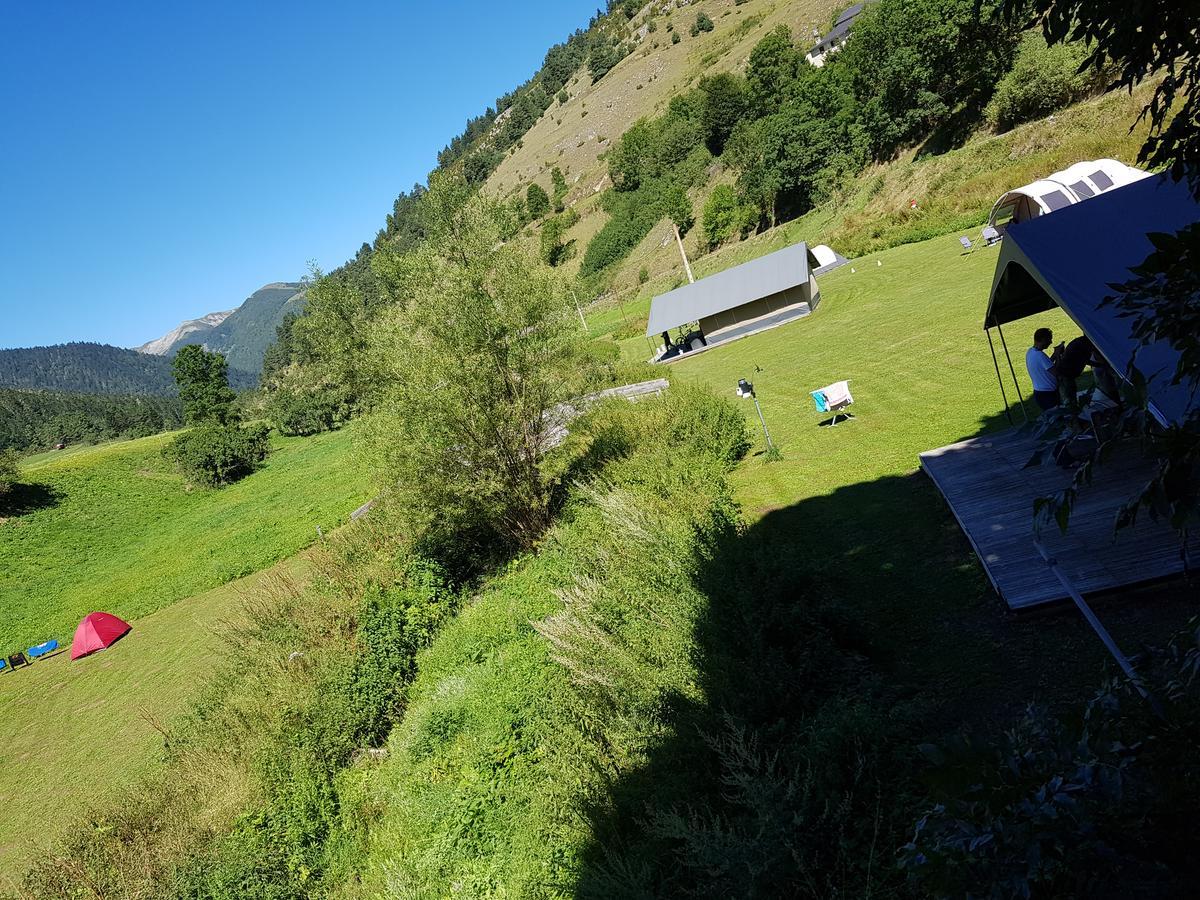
811 390 829 413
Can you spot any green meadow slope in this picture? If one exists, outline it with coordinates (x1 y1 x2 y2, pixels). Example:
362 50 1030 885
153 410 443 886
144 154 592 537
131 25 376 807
0 426 371 650
337 233 1191 896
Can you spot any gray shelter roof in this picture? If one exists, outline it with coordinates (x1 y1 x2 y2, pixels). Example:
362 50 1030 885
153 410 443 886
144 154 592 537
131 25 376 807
810 2 870 53
986 173 1200 426
646 242 811 336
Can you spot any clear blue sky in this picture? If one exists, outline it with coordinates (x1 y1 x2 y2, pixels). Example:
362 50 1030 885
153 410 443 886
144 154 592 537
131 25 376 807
0 0 600 350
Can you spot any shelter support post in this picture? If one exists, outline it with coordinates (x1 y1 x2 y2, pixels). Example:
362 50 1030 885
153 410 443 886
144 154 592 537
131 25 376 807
1033 541 1164 717
986 328 1014 426
995 322 1029 423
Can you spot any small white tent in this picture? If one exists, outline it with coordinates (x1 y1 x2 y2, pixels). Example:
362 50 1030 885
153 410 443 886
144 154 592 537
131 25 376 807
987 159 1151 230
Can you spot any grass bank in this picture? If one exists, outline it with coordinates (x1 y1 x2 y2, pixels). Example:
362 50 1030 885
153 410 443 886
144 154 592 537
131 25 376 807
0 425 371 650
0 557 308 885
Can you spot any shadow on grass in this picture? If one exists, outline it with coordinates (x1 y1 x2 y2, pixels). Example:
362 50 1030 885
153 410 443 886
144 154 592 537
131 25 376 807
0 482 60 518
572 407 1198 898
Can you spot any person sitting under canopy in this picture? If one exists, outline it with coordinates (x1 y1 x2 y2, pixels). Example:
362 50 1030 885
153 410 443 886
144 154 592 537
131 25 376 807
1025 327 1063 411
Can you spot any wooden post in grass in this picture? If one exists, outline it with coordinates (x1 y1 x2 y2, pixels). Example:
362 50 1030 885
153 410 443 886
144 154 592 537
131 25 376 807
570 290 587 332
674 223 695 284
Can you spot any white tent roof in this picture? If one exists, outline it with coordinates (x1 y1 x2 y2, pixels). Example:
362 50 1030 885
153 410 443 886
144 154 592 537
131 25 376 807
988 159 1151 227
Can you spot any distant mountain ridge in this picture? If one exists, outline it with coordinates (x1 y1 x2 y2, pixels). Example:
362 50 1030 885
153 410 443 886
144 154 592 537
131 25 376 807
137 310 234 356
0 343 257 396
137 282 305 374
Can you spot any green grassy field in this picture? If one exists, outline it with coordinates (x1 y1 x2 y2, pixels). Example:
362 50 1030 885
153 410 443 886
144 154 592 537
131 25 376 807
658 234 1191 727
0 425 370 884
0 426 371 651
0 557 309 886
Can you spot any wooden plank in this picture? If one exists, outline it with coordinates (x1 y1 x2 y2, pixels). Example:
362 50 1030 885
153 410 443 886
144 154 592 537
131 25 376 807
919 429 1196 610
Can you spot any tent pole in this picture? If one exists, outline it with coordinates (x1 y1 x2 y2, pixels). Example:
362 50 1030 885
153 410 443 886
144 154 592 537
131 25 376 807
1034 541 1164 717
986 327 1013 426
995 322 1028 423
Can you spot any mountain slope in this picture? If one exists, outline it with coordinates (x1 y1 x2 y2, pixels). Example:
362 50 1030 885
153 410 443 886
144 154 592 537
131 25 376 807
0 343 257 396
137 310 234 356
139 282 305 374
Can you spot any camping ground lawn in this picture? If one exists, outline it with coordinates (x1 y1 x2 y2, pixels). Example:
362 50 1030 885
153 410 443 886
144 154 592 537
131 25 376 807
0 558 308 884
0 425 368 883
0 424 371 651
654 233 1196 726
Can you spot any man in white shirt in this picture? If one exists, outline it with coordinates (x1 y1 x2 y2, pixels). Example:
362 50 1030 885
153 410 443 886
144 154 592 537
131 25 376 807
1025 327 1063 411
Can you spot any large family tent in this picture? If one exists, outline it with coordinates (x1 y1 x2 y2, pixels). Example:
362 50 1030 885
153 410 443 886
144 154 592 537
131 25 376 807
985 172 1200 427
71 611 132 659
987 159 1151 230
646 241 820 358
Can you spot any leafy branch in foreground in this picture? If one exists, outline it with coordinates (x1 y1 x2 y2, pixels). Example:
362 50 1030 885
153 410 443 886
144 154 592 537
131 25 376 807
1001 0 1200 186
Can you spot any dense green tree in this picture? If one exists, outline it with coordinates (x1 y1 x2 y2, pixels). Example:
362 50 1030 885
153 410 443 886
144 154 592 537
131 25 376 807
744 26 807 118
701 184 755 249
172 345 236 425
164 422 270 488
840 0 1018 157
540 209 579 266
0 448 19 497
690 12 714 36
608 118 658 191
589 38 625 83
526 182 551 219
698 72 748 156
985 31 1094 131
551 166 569 211
366 176 584 547
663 184 694 236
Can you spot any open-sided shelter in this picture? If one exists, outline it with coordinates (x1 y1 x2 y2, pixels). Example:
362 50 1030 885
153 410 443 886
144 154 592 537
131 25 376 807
987 159 1151 231
985 172 1200 427
646 241 821 356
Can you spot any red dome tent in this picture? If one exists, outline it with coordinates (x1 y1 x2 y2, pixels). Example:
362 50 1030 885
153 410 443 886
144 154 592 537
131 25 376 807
71 612 131 660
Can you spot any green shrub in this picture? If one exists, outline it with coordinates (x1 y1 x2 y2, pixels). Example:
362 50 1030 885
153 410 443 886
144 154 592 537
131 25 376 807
701 183 756 249
690 12 714 36
164 423 271 488
0 448 19 497
267 384 348 437
985 32 1093 132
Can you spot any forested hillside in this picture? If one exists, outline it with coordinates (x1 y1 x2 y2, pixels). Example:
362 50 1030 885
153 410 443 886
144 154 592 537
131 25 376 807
0 388 182 453
0 343 256 396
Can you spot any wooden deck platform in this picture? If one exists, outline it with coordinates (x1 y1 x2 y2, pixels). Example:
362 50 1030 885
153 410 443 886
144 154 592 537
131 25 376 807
920 429 1197 610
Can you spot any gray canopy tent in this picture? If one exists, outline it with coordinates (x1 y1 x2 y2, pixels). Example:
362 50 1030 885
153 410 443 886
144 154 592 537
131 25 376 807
984 172 1200 427
646 241 820 358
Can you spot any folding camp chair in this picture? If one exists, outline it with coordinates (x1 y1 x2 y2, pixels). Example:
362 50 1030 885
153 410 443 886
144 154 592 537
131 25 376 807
811 380 855 426
959 236 974 254
982 225 1001 246
7 652 28 670
27 639 58 660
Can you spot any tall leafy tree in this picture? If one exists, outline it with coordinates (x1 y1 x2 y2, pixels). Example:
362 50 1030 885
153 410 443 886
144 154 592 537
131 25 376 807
698 72 748 156
840 0 1018 157
744 25 807 118
0 448 19 498
171 345 236 425
526 182 551 219
366 174 583 548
